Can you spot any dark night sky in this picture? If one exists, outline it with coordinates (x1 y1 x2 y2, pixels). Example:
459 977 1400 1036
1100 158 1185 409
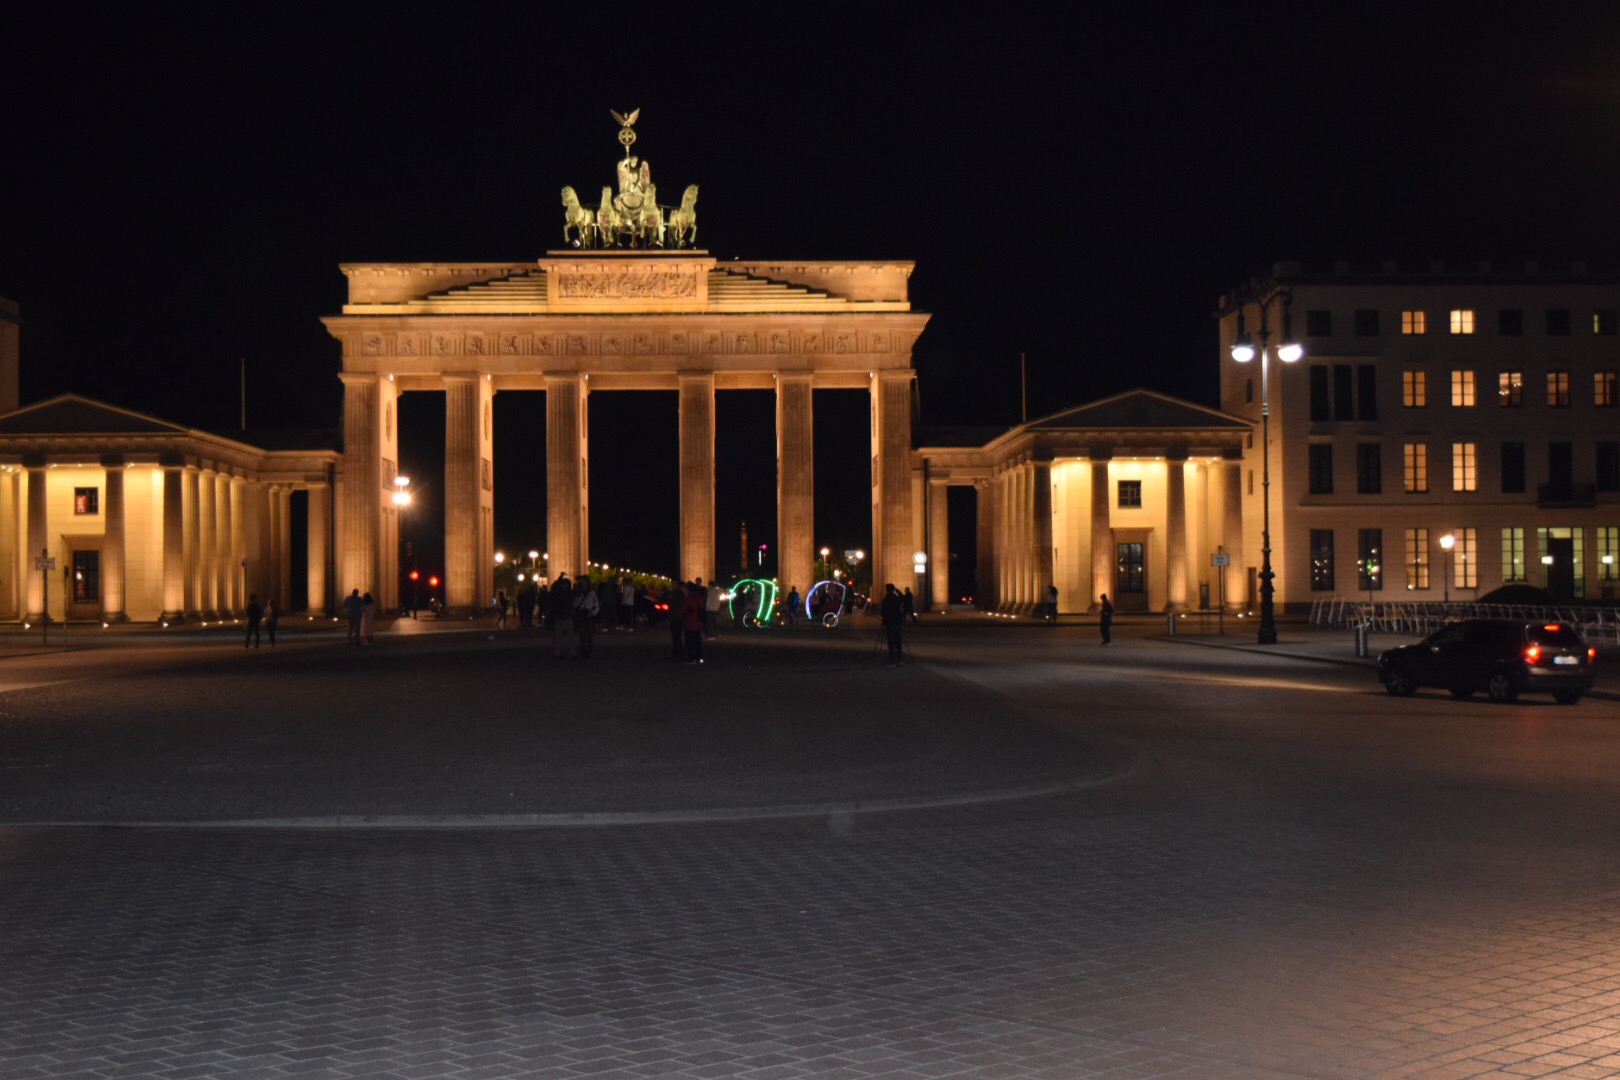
5 6 1620 581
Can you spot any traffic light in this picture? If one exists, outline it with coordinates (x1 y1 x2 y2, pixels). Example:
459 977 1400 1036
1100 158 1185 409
409 570 420 581
428 576 440 588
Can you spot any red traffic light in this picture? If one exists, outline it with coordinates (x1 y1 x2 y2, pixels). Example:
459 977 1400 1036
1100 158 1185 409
409 570 420 581
428 576 440 588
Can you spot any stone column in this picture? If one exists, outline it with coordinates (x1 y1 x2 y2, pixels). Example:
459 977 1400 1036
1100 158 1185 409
263 483 282 613
996 471 1012 610
307 482 330 616
871 371 914 593
928 478 950 609
545 375 588 581
1090 457 1113 610
1222 459 1244 612
223 476 240 612
1166 453 1189 611
161 465 185 622
182 467 201 619
196 468 217 616
101 459 127 622
24 463 46 622
444 373 493 614
776 373 814 599
1033 459 1054 613
339 373 381 599
678 372 715 584
976 480 994 610
1 470 19 620
276 486 293 612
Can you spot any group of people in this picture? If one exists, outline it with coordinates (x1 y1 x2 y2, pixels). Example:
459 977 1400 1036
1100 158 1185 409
243 594 280 647
343 589 377 645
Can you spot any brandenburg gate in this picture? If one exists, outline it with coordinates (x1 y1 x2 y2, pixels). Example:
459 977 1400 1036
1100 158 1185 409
323 252 927 611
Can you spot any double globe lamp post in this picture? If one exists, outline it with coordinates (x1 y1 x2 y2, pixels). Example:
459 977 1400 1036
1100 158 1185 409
1230 289 1303 645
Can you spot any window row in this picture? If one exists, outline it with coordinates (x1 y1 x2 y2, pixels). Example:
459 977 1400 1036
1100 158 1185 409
1400 369 1617 408
1309 526 1620 596
1304 440 1620 495
1304 307 1618 338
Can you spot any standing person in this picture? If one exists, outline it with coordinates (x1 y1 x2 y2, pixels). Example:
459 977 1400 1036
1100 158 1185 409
343 588 364 646
535 581 550 631
880 583 905 666
265 597 280 646
245 593 263 649
495 589 510 629
785 585 801 627
549 573 575 658
902 586 917 625
1045 584 1059 625
617 577 636 631
1099 592 1115 645
361 592 376 644
574 578 600 658
682 580 706 664
704 577 722 637
663 581 687 661
516 584 535 628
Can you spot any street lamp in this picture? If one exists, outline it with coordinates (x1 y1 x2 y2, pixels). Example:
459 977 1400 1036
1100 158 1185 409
1439 533 1455 605
1229 284 1303 645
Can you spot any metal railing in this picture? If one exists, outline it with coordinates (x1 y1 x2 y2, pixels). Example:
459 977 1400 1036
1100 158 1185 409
1308 595 1620 644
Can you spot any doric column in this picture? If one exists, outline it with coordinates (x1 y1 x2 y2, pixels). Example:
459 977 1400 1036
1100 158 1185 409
545 375 588 581
678 372 715 584
263 483 282 612
871 371 914 593
1090 457 1113 611
927 478 950 608
307 482 330 616
24 462 46 622
1 469 19 620
1165 454 1189 610
242 482 270 605
1222 459 1244 612
444 373 494 614
976 479 995 610
1032 459 1054 612
276 486 293 612
184 467 203 619
776 373 814 598
196 468 217 616
997 471 1012 610
223 475 241 612
101 458 127 622
161 464 185 622
338 373 383 600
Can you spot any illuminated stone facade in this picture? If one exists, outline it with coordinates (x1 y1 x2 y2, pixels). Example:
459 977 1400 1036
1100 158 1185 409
322 252 930 612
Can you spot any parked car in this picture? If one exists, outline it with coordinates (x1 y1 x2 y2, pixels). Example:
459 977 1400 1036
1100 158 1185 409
1377 618 1595 704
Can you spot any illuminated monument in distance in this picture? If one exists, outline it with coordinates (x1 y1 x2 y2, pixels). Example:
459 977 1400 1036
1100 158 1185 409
326 110 929 613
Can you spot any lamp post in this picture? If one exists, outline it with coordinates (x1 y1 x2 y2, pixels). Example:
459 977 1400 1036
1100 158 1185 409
1229 285 1303 645
1439 533 1455 605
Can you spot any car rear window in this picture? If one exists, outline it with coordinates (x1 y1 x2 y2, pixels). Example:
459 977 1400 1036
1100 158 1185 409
1526 624 1583 647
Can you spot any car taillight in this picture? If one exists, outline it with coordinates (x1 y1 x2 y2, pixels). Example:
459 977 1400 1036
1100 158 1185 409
1524 645 1541 663
1590 648 1598 662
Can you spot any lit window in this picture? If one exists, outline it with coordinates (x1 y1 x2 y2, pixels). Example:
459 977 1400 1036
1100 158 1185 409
1405 528 1430 590
1401 310 1427 335
1596 370 1617 407
1358 529 1382 591
1310 530 1335 591
1449 309 1475 334
1452 442 1477 492
1404 443 1429 493
1402 369 1428 408
1498 371 1523 406
1450 370 1476 407
1117 480 1142 508
1547 371 1570 406
1453 528 1478 590
1599 527 1619 582
1502 528 1526 582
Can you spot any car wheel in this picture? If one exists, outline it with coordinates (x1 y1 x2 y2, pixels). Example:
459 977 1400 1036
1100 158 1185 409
1384 666 1416 696
1553 690 1584 705
1448 686 1474 700
1487 670 1519 703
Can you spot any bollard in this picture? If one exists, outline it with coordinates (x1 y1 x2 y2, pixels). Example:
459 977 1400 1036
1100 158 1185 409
1167 612 1177 636
1355 621 1369 658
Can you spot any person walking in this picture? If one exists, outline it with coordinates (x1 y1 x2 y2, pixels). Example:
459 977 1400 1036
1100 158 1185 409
880 583 905 666
703 577 722 637
617 577 636 631
343 588 364 646
1045 584 1059 625
902 586 917 626
245 593 263 648
265 597 280 646
785 585 801 627
495 589 510 629
574 578 599 658
361 592 376 644
1099 592 1115 645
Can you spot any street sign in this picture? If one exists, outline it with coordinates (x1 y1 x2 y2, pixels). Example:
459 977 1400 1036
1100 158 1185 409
1211 553 1230 567
35 556 55 572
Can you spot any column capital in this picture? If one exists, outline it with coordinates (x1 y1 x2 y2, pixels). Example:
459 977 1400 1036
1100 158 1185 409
338 371 379 388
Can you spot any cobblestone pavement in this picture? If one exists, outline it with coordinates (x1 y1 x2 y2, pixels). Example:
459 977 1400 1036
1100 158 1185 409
3 620 1620 1078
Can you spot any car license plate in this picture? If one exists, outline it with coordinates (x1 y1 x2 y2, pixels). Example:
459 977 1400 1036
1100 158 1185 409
1554 655 1578 665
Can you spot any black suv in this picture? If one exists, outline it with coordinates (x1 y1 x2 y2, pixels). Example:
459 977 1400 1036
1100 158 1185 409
1377 619 1595 704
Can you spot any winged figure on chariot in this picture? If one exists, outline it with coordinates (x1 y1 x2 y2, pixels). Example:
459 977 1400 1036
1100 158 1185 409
559 109 698 250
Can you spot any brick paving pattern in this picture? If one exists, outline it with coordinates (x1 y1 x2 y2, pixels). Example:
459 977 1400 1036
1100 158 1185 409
1 622 1618 1077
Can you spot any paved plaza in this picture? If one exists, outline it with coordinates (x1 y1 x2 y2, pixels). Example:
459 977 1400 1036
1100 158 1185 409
3 616 1620 1078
